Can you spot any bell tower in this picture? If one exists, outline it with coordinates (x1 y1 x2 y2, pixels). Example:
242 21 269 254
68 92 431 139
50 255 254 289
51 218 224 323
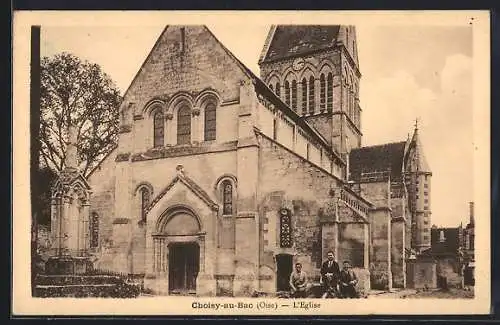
258 25 362 162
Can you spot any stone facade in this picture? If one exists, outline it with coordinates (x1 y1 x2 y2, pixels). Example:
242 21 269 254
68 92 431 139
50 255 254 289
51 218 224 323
76 25 433 296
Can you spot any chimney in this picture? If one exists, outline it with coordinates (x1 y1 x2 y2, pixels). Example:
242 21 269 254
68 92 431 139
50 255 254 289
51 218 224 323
469 201 475 226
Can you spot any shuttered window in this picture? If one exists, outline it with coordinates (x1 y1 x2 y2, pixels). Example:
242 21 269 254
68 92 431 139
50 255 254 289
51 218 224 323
308 76 315 114
301 78 308 115
284 81 291 106
141 187 150 222
291 80 297 111
153 110 164 147
327 73 333 112
320 73 326 111
204 103 216 141
222 180 233 215
177 105 191 144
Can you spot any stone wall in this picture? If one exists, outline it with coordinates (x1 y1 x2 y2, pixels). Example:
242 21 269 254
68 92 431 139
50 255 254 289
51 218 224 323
436 256 463 288
87 149 117 270
257 134 373 293
391 219 406 288
407 259 437 289
369 208 392 290
359 181 392 290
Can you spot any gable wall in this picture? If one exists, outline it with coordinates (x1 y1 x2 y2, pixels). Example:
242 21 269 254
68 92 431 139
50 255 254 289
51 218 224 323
119 26 249 154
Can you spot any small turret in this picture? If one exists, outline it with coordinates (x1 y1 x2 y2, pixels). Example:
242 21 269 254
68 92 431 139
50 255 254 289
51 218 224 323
469 201 475 227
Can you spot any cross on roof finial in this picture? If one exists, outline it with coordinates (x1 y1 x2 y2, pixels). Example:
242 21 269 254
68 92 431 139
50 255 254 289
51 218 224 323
414 118 419 130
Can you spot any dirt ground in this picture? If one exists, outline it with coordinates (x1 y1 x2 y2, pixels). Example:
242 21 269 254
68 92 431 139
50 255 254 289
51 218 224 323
404 288 475 299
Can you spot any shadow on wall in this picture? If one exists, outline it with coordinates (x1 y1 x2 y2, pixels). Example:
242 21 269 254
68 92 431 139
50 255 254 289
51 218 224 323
369 262 390 290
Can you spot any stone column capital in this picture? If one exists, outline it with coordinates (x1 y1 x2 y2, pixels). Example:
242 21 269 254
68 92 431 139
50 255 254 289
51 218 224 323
191 107 201 117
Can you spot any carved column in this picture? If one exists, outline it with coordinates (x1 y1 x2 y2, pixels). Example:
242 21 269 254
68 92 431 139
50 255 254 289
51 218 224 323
315 76 320 115
364 222 370 269
199 236 206 273
165 112 174 145
159 238 166 274
61 195 72 256
81 200 91 255
153 237 159 273
50 198 59 255
192 107 201 143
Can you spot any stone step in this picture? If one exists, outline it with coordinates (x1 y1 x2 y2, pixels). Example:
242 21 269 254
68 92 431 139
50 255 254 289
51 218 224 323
36 284 116 288
34 283 140 298
36 275 125 286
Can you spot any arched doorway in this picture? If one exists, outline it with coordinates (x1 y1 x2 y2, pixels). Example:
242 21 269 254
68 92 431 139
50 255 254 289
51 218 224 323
168 242 200 295
155 206 204 296
276 254 293 292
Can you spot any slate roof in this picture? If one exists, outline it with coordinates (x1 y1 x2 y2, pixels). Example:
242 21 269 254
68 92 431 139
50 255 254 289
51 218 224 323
422 227 462 256
261 25 341 63
411 129 431 173
349 141 407 182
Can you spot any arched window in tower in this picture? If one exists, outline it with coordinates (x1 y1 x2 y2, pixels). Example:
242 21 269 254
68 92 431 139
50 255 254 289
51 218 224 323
204 102 216 141
301 78 308 115
284 81 291 106
153 110 164 147
177 105 191 144
320 73 326 111
275 82 281 98
291 80 297 111
222 180 233 215
90 213 99 248
308 76 315 114
140 187 150 222
327 73 333 112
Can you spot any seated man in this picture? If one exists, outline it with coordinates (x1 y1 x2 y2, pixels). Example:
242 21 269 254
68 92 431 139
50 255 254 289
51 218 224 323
320 251 340 298
321 272 339 298
339 260 359 298
289 262 308 298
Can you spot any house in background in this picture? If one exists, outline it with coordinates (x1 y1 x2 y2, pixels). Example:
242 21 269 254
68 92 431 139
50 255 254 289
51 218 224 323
427 226 464 288
462 202 475 286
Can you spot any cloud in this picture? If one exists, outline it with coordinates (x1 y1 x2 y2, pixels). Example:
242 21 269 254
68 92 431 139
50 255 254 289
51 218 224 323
361 53 473 226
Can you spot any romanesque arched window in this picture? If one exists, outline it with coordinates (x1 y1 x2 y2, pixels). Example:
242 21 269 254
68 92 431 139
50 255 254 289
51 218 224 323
291 80 297 112
301 78 308 115
141 187 151 222
153 110 164 147
308 76 315 114
275 82 281 98
327 73 333 112
222 180 233 215
204 102 216 141
284 81 291 106
90 213 99 248
177 105 191 144
320 73 326 111
279 208 292 248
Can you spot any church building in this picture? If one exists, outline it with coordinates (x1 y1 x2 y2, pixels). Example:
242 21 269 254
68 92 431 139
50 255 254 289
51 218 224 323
51 25 432 296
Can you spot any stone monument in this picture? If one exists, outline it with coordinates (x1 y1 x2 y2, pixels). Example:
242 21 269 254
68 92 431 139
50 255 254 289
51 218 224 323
45 125 93 275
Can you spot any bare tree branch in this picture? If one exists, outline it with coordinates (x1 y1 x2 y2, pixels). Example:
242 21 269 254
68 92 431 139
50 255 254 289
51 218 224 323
39 52 121 176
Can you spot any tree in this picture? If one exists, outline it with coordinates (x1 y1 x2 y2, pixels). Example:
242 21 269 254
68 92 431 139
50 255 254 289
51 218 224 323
40 52 121 177
36 166 58 226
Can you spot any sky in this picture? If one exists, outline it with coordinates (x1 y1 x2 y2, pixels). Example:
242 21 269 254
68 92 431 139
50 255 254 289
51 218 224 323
40 23 474 227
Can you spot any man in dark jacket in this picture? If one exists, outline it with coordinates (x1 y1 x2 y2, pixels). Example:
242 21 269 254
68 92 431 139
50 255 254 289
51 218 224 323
320 251 340 297
339 260 359 298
